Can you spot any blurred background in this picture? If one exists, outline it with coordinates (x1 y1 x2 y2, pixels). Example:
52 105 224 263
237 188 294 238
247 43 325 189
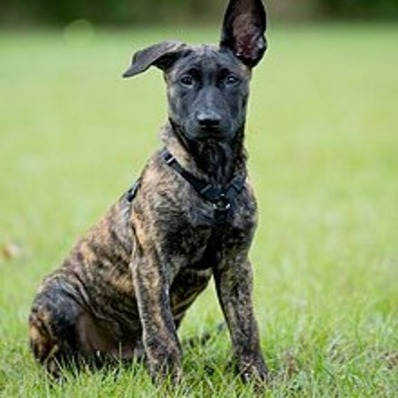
0 1 397 395
1 0 397 25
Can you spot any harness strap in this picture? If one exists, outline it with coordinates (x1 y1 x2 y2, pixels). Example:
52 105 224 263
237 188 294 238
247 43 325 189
161 148 246 224
126 178 141 202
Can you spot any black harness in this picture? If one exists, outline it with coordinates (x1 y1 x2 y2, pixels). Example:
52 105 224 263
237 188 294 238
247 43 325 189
126 148 246 225
161 148 246 225
125 179 141 203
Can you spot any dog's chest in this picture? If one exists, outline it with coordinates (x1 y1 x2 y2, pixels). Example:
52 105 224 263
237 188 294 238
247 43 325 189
163 207 254 272
162 221 212 266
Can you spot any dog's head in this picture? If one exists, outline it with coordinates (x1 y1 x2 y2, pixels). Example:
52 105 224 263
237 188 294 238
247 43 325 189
123 0 267 144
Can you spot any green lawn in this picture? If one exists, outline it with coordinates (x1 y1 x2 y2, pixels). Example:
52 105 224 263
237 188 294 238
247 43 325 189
0 24 397 397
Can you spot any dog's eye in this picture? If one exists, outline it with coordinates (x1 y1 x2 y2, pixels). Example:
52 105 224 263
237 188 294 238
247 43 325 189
225 75 239 85
180 75 194 87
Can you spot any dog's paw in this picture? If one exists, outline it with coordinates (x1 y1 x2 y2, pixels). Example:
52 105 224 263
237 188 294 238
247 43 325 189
238 356 269 387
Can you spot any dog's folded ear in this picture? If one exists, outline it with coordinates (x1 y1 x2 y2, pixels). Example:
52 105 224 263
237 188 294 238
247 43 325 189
123 40 187 78
220 0 267 68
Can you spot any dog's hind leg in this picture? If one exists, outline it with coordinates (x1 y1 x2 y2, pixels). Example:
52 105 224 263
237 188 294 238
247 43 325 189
29 282 83 378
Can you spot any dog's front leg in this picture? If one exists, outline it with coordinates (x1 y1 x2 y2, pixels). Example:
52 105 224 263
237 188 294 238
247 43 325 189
214 255 267 384
131 252 182 384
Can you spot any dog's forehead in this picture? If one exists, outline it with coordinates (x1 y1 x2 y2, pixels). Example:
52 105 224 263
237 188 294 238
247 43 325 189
170 45 250 77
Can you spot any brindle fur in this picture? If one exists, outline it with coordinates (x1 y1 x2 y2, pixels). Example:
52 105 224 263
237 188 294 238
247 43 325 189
29 0 268 385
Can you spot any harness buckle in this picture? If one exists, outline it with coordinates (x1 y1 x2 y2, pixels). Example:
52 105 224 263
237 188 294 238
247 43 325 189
213 193 231 224
214 193 231 211
164 152 175 165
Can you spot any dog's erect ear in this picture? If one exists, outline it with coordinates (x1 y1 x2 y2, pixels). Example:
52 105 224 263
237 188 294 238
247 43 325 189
220 0 267 68
123 40 187 78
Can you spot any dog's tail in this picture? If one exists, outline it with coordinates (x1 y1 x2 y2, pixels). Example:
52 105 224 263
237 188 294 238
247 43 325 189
183 322 226 349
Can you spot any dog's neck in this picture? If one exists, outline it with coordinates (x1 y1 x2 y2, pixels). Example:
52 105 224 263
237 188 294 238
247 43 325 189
161 122 247 186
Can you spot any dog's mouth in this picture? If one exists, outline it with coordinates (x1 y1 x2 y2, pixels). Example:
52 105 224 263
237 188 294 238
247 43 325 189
200 125 222 135
196 123 232 140
170 118 232 143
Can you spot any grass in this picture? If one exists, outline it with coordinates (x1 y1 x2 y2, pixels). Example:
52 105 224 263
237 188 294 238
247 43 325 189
0 23 397 396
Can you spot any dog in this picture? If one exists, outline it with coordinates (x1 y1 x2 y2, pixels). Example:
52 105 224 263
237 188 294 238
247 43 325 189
29 0 268 385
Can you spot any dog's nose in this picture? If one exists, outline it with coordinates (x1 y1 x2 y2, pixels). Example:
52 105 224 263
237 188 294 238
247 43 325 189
197 112 221 130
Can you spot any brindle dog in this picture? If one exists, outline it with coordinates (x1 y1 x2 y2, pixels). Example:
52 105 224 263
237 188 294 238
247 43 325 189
29 0 268 385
